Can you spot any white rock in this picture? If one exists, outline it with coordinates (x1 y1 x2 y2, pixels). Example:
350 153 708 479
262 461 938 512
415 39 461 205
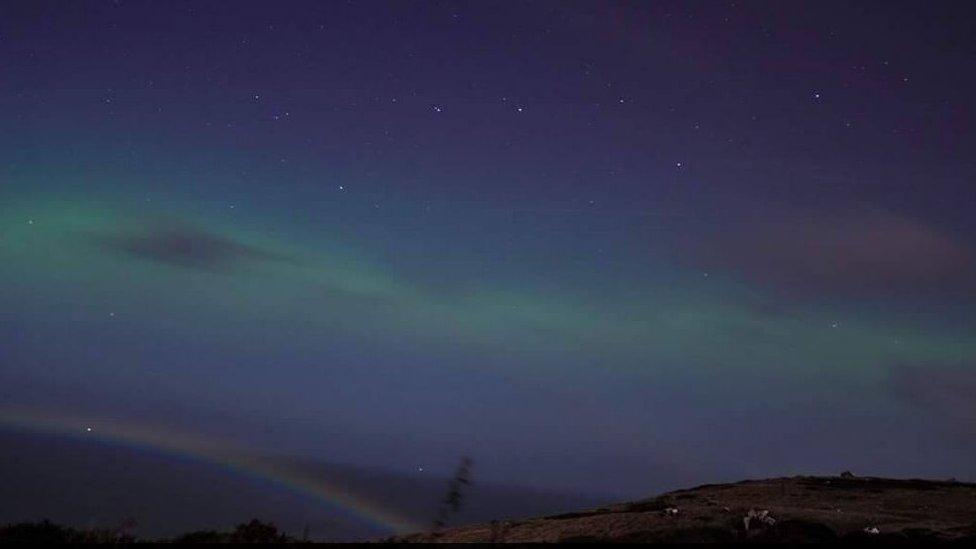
743 509 776 531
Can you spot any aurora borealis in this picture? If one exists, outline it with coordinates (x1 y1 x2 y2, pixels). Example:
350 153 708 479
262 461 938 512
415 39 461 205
2 0 976 540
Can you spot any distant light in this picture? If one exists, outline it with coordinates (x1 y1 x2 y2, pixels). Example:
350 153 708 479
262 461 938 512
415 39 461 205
86 427 93 432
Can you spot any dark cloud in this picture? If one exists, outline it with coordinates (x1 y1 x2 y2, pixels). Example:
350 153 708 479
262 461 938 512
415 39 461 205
692 210 976 298
94 223 288 272
888 363 976 431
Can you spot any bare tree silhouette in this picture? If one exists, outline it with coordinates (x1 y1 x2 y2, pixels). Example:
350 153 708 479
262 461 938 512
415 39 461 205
432 456 474 530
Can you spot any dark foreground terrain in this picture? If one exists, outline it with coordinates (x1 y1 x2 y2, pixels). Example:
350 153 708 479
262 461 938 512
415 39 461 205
4 475 974 543
392 475 976 543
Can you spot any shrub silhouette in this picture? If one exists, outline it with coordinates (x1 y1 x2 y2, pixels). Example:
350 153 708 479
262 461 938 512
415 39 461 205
0 520 77 543
0 519 135 543
170 529 230 543
172 519 296 543
1 518 299 544
231 518 291 543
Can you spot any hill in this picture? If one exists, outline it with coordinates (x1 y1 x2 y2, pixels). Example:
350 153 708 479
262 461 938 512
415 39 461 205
392 475 976 543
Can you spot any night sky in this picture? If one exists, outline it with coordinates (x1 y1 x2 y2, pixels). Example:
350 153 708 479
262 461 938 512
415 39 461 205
2 0 976 540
